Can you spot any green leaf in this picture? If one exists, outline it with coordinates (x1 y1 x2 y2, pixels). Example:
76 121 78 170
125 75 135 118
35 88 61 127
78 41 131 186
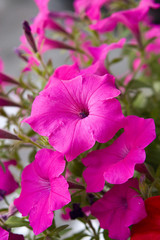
126 80 151 90
109 57 122 65
46 59 54 75
52 224 69 235
5 216 31 229
29 148 37 163
68 161 84 177
63 230 88 240
103 229 110 239
0 160 5 172
144 37 157 48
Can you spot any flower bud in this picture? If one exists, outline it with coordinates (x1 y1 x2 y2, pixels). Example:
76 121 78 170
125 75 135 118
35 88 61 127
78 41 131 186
23 21 37 53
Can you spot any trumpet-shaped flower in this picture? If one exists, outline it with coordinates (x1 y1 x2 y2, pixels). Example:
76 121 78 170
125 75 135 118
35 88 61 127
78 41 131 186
90 0 160 41
81 38 126 76
0 227 9 240
0 160 18 196
91 178 147 240
24 73 124 161
0 227 24 240
74 0 110 20
14 149 71 235
83 116 156 192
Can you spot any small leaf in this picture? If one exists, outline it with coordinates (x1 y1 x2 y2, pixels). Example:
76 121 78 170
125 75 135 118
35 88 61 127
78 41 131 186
103 229 110 239
5 216 31 229
126 80 151 90
0 160 5 172
52 224 69 235
68 161 84 177
109 57 122 65
63 230 88 240
144 37 157 48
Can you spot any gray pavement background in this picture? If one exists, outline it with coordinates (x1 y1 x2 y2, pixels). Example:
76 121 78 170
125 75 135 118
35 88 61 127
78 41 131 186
0 0 73 76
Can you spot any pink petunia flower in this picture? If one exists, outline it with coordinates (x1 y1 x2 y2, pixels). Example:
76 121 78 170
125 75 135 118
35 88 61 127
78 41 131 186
74 0 111 20
0 227 24 240
145 27 160 55
83 115 156 192
0 227 9 240
32 0 68 35
24 72 124 161
32 0 71 52
90 0 160 42
0 160 18 196
57 38 125 77
14 149 71 235
91 178 147 240
81 38 126 76
69 32 126 75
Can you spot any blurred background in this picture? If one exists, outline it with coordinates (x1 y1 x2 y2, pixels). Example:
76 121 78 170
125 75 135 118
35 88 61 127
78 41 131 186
0 0 73 76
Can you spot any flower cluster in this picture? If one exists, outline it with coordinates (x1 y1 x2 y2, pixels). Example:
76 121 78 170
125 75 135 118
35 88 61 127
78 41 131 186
0 0 160 239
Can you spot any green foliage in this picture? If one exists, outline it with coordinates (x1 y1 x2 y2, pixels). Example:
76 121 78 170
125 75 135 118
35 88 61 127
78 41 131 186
5 216 31 229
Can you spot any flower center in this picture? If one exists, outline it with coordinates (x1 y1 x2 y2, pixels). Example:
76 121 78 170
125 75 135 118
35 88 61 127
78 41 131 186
79 110 89 119
121 197 128 209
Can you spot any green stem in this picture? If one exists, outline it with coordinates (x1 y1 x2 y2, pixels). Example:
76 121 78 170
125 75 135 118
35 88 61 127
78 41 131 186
37 53 50 79
3 196 9 206
85 217 99 240
18 133 43 149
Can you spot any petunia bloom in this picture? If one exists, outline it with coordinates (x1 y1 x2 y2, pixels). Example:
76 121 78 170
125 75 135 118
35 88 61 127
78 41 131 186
0 227 24 240
83 115 156 192
0 160 18 196
91 178 147 240
131 196 160 240
14 149 71 235
81 38 126 76
90 0 160 43
145 27 160 55
0 227 9 240
24 72 124 161
74 0 111 20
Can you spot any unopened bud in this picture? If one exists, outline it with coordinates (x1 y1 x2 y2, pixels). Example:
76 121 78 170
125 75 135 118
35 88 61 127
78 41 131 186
23 21 37 53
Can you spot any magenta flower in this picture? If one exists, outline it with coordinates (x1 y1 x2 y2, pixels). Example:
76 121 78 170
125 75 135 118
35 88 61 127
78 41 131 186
83 116 156 192
0 160 18 196
145 27 160 55
0 227 9 240
31 0 71 53
45 63 80 89
0 227 24 240
14 149 71 235
81 38 126 76
24 73 124 161
32 0 68 35
90 0 160 42
90 8 144 42
74 0 110 20
91 178 147 240
37 37 75 54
